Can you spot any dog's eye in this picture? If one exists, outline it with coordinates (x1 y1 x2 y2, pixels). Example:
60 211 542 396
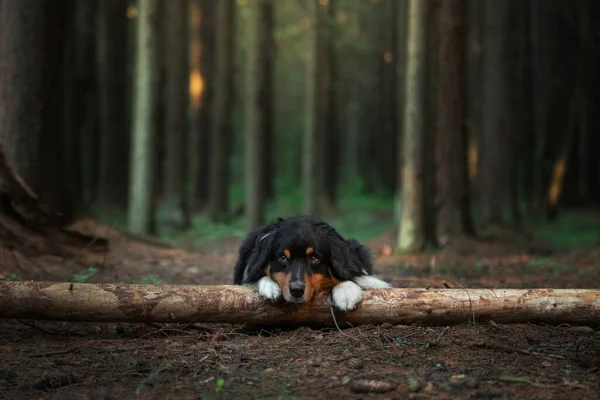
278 255 288 264
308 256 320 265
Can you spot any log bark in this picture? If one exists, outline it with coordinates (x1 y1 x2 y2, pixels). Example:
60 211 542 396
1 281 598 327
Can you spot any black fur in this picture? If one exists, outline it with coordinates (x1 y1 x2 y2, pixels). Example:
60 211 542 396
233 215 373 285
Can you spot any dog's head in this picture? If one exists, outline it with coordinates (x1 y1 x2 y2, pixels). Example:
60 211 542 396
235 216 373 304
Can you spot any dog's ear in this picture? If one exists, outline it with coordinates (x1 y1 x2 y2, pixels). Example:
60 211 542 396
346 239 374 275
329 234 366 281
233 220 280 284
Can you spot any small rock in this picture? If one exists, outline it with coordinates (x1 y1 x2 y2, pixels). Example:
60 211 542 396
464 376 479 389
405 374 421 392
423 382 437 394
264 368 274 373
348 358 364 370
350 379 396 394
449 374 466 384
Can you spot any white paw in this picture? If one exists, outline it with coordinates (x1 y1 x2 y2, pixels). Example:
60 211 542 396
331 281 363 312
353 275 392 289
256 276 282 301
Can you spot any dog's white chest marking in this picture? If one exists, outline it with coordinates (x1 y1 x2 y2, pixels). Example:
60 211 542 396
331 281 363 311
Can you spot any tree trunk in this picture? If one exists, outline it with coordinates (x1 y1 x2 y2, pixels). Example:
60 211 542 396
394 0 409 221
0 0 73 222
322 0 340 208
96 0 130 209
1 282 599 327
378 0 399 194
434 0 471 242
193 0 216 211
243 0 270 232
206 0 235 221
260 0 276 203
529 0 557 216
397 0 430 253
189 0 203 211
127 0 161 235
303 0 323 216
480 0 513 227
162 0 190 230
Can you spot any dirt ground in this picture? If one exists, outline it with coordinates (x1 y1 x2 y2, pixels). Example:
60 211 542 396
0 217 599 399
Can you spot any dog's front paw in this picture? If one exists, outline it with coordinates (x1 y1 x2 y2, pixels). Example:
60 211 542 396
257 276 282 301
331 281 363 312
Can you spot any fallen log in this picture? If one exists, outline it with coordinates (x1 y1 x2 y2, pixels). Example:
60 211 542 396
0 281 599 327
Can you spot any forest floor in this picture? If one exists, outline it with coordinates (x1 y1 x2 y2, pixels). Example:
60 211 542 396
0 209 599 399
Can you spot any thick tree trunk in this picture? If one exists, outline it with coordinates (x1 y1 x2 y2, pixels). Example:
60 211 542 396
162 0 190 229
243 0 269 232
322 0 340 208
303 0 323 216
394 0 409 221
127 0 161 235
529 0 558 216
480 0 513 226
435 0 472 242
189 0 203 211
207 0 235 221
397 0 429 252
260 0 275 203
74 0 100 208
96 0 130 209
193 0 216 211
0 0 73 221
1 282 599 327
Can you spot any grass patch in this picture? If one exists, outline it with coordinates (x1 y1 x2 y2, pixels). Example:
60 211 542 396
530 213 599 248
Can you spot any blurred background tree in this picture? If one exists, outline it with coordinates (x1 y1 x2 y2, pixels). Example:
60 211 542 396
0 0 598 249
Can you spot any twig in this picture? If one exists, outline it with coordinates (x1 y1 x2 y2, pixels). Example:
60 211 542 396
452 279 476 325
27 347 80 358
428 326 450 347
330 307 362 344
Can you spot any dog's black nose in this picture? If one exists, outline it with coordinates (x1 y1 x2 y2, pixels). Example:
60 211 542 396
289 283 305 298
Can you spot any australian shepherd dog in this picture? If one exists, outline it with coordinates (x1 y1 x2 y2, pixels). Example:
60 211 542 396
234 216 391 311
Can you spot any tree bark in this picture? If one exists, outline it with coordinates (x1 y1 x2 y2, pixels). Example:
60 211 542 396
435 0 472 242
96 0 130 209
397 0 429 252
480 0 513 226
1 282 599 327
207 0 235 221
193 0 216 211
243 0 269 232
162 0 190 229
189 0 203 211
260 0 275 202
303 0 323 216
0 0 73 221
127 0 161 235
529 0 557 216
322 0 340 208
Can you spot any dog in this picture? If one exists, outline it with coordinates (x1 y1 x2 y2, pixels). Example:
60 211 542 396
233 216 391 311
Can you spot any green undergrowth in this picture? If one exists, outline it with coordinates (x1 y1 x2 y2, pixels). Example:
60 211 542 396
89 179 395 246
162 181 395 245
529 212 599 248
